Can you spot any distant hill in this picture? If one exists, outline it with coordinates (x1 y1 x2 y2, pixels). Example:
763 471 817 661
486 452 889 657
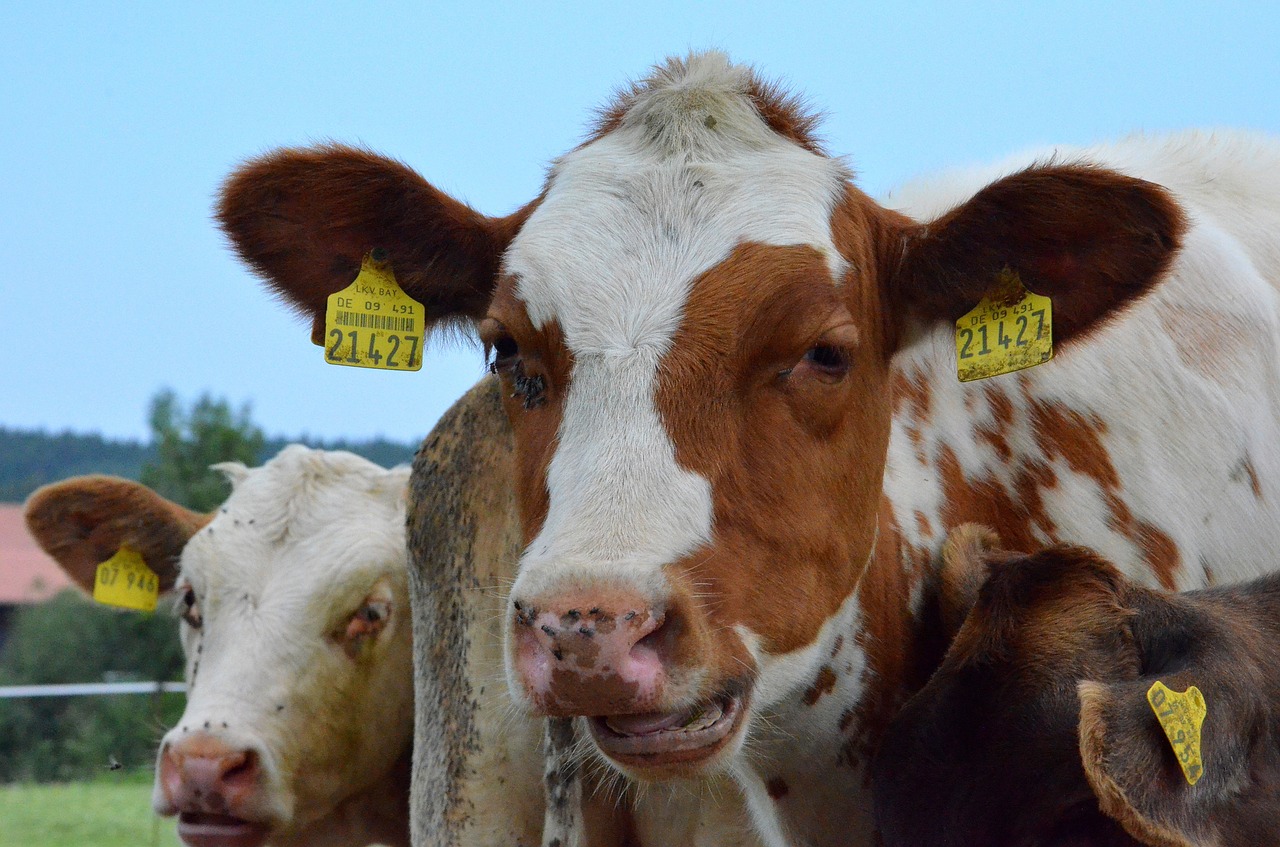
0 426 418 503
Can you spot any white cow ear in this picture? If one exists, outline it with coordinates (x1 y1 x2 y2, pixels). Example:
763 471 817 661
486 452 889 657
379 466 413 508
211 461 251 489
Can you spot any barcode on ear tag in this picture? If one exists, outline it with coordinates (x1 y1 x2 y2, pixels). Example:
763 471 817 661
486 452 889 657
955 270 1053 382
93 547 160 612
323 252 425 372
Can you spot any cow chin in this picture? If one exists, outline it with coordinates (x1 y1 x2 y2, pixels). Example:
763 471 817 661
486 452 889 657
584 679 752 779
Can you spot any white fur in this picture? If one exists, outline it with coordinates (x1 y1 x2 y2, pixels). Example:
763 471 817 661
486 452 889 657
884 130 1280 589
156 446 414 847
505 53 847 617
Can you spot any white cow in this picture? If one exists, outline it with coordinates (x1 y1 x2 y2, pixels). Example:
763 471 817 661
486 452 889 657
26 445 423 847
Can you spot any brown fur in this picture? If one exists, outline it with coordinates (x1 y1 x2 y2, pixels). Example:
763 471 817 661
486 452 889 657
876 534 1280 846
893 164 1187 343
217 144 534 344
24 476 211 592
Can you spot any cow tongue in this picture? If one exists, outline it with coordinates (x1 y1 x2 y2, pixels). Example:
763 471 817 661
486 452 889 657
606 702 723 736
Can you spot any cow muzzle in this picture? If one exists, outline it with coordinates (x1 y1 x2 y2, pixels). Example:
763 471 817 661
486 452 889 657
155 732 276 847
509 585 750 773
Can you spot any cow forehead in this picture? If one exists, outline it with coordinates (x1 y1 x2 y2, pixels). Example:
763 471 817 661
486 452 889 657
179 447 407 598
504 82 849 354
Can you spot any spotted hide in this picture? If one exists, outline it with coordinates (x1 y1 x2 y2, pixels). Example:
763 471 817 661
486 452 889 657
218 51 1280 847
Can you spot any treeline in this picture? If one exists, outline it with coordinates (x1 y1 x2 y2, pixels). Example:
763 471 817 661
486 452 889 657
0 424 417 502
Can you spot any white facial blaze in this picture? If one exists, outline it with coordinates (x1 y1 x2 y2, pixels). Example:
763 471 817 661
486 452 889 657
505 53 848 600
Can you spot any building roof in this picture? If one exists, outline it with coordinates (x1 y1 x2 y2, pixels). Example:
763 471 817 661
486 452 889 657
0 503 73 604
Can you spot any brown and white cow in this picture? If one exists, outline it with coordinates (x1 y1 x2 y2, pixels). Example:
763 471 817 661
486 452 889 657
874 526 1280 847
217 52 1280 846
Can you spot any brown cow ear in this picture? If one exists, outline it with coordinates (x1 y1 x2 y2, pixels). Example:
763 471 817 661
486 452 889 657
218 145 532 344
891 164 1186 348
1077 605 1261 847
24 476 211 594
936 524 1001 638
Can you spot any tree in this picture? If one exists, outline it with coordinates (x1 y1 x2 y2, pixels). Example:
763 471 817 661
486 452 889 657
139 390 265 511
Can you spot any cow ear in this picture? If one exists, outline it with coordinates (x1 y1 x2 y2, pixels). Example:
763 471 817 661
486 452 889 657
891 164 1186 347
218 145 531 344
1076 599 1260 847
24 476 212 594
936 524 1002 638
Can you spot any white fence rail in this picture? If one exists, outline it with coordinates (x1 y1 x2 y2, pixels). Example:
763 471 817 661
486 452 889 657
0 681 186 698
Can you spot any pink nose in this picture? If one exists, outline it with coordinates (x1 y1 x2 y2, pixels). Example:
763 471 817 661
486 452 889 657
158 733 261 816
512 590 674 716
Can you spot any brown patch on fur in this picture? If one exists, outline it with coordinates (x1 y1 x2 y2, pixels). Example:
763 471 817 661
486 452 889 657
1243 457 1263 499
652 222 892 674
1157 301 1251 382
765 777 790 800
24 476 211 593
803 666 838 707
974 387 1015 462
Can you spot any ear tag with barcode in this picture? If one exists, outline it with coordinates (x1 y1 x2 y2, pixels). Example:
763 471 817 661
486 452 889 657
93 547 160 612
1147 680 1206 786
323 250 424 372
955 270 1053 382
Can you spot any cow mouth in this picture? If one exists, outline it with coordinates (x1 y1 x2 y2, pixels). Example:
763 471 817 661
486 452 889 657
588 692 745 768
176 812 271 847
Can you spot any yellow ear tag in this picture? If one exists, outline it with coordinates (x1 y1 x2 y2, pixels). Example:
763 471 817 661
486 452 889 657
93 547 160 612
955 270 1053 382
323 250 424 372
1147 680 1206 786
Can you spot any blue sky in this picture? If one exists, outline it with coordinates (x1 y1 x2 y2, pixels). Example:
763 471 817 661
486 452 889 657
2 2 1278 443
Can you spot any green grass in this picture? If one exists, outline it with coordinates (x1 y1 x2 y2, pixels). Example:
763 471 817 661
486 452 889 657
0 770 181 847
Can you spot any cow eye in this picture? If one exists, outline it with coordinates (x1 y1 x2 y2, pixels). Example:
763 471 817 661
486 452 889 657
782 344 851 383
180 586 203 629
487 335 520 374
340 599 391 658
804 345 846 370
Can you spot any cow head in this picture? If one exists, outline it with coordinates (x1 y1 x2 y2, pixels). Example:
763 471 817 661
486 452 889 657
25 446 412 847
874 528 1280 847
219 53 1184 780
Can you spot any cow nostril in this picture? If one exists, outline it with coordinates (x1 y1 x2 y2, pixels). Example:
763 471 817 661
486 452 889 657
222 749 257 785
633 609 680 664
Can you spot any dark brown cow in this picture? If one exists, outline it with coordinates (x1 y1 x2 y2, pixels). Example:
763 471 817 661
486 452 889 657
874 526 1280 847
217 51 1280 845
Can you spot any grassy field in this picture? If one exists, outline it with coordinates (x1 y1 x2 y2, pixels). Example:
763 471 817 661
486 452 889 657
0 770 181 847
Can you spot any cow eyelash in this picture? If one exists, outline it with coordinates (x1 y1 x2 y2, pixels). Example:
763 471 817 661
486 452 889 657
487 334 547 410
487 335 519 374
803 344 850 374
